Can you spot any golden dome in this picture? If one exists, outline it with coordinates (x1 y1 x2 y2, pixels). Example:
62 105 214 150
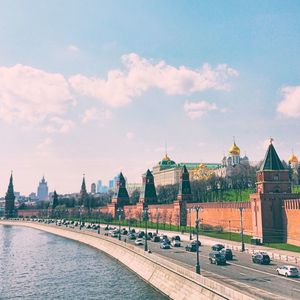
288 154 298 164
162 154 171 161
198 163 206 169
229 142 240 155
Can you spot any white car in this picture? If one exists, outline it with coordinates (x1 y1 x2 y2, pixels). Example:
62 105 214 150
171 240 181 247
135 238 144 245
276 265 299 277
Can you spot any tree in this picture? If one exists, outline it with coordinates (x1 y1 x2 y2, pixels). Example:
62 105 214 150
52 190 59 209
130 189 140 204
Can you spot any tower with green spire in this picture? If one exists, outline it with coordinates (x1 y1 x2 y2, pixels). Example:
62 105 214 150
5 173 16 218
139 169 157 207
111 172 130 207
80 174 90 209
52 190 59 210
250 139 299 243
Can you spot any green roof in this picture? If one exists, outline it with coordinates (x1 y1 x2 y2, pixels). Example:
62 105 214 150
177 162 221 169
260 143 285 171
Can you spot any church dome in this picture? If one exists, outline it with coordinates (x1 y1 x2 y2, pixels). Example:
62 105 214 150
229 142 240 156
159 154 176 167
288 154 298 164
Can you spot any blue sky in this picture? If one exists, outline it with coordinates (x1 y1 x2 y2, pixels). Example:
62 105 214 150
0 0 300 195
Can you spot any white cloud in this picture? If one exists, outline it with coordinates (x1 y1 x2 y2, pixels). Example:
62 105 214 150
0 64 75 125
68 44 79 53
81 107 112 124
36 137 53 157
277 85 300 118
126 131 134 140
44 117 74 133
69 53 238 107
184 100 218 120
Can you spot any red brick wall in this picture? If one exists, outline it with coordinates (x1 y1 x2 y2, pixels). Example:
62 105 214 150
284 199 300 246
186 202 253 235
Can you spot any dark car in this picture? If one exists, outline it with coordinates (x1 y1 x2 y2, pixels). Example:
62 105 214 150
212 244 225 251
191 240 201 247
252 252 271 265
121 229 128 235
128 233 136 240
220 249 233 260
185 242 198 252
152 236 161 242
148 232 153 238
137 231 145 238
209 252 226 265
171 235 181 242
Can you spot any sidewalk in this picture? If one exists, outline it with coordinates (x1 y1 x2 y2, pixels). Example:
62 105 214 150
101 223 300 265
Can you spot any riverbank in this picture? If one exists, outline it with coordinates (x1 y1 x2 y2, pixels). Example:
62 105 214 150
1 220 260 300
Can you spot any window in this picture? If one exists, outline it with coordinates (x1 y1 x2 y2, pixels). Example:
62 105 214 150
273 174 279 181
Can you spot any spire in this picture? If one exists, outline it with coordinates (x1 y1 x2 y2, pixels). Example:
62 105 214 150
81 174 86 193
5 172 15 218
177 165 191 202
139 169 157 206
260 139 285 171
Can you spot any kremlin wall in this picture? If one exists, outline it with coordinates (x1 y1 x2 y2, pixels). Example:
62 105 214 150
16 141 300 247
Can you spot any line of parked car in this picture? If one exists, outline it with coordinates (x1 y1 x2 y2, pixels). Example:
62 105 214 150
26 218 300 278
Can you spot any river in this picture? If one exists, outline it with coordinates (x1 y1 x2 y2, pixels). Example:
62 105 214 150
0 225 167 300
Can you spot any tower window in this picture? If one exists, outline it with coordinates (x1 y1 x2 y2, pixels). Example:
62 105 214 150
273 174 279 181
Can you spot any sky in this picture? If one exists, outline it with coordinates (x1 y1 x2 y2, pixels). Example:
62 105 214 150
0 0 300 195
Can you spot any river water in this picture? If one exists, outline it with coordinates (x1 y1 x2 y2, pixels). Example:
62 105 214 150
0 225 167 300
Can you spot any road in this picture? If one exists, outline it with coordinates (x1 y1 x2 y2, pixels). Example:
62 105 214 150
55 222 300 299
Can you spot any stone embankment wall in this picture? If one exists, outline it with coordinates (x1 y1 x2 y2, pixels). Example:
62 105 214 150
1 221 257 300
284 199 300 246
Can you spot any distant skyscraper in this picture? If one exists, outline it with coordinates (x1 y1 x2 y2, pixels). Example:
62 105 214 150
91 182 96 194
96 180 102 193
108 180 114 190
37 176 49 201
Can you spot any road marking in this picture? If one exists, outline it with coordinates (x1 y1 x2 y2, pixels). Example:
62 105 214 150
239 272 246 276
292 288 300 293
228 261 300 284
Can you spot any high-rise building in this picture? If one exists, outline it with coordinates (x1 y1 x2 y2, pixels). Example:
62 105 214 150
37 176 49 201
91 183 96 194
109 180 114 190
96 180 102 193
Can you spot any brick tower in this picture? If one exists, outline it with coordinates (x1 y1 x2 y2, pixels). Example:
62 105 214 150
250 139 298 243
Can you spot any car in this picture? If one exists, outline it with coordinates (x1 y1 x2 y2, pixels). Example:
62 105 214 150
185 242 198 252
143 234 151 240
276 265 299 277
137 231 145 238
152 236 161 243
220 249 233 260
160 242 171 249
128 233 136 240
135 238 144 245
252 252 271 265
191 240 201 247
209 252 226 265
148 232 153 238
121 229 128 235
110 232 119 238
212 244 224 251
171 240 181 247
171 235 181 242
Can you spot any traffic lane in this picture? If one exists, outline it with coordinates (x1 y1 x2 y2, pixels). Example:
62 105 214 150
56 225 300 299
143 241 300 300
179 239 300 282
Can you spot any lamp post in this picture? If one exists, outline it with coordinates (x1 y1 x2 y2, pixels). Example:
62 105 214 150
117 208 123 241
143 207 149 251
194 206 201 274
229 220 231 241
239 207 245 252
128 208 132 233
79 205 83 230
98 211 101 234
156 207 159 235
189 208 192 240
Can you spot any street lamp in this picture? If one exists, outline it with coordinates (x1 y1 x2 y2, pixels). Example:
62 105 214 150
194 206 202 275
79 205 84 230
143 207 149 251
156 207 160 235
117 208 123 241
189 208 192 240
128 208 132 233
239 207 245 252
